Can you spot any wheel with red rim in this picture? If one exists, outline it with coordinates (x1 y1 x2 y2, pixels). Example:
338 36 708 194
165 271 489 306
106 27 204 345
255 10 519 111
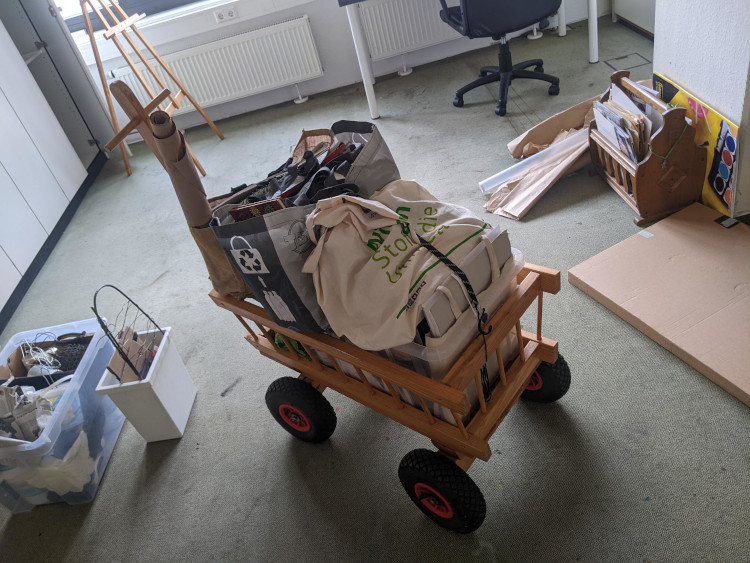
522 353 571 403
265 377 336 443
398 449 486 533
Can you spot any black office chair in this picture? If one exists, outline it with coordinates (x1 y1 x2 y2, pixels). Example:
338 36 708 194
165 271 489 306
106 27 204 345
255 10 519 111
439 0 562 116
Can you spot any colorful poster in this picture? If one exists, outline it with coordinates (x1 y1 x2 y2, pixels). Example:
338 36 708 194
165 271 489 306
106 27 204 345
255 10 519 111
653 73 740 217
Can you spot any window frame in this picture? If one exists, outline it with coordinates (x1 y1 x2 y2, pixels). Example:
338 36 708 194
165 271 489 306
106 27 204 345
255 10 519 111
63 1 197 33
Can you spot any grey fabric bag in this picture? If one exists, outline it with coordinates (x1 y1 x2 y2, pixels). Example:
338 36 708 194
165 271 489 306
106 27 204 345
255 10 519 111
211 205 328 332
331 120 401 198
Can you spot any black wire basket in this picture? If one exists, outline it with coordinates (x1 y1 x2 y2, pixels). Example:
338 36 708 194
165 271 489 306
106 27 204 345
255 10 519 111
92 285 164 383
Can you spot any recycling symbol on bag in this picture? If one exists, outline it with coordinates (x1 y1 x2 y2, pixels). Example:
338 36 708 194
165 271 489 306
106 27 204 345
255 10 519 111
229 236 270 275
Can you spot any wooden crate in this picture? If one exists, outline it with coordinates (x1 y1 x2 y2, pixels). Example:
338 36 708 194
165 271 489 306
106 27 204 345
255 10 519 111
210 263 566 532
211 264 560 468
589 71 707 226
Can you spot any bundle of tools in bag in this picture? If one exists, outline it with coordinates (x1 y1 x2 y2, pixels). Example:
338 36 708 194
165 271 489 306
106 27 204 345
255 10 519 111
151 116 522 382
208 120 400 333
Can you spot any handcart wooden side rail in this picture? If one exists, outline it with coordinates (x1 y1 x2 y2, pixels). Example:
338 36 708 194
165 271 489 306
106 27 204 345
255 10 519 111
210 264 560 469
210 262 568 532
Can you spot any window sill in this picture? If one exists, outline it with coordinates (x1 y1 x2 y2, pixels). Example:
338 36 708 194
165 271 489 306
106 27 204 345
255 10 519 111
73 0 314 67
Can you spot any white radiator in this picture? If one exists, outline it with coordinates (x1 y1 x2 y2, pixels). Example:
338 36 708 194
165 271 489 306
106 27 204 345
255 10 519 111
359 0 461 61
110 16 323 115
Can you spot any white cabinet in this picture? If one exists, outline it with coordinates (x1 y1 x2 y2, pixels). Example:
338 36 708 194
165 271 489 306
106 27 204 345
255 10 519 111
0 248 22 308
0 19 88 313
0 19 86 202
0 89 70 233
0 162 48 274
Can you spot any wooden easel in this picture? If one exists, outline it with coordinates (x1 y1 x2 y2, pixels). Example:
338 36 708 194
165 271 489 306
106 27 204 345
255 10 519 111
104 81 206 175
80 0 223 175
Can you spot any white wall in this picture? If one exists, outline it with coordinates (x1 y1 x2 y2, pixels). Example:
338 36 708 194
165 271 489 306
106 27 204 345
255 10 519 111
568 0 611 25
653 0 750 215
653 1 750 122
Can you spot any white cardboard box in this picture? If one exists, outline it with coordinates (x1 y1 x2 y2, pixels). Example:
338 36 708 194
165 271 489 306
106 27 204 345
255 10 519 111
96 327 197 441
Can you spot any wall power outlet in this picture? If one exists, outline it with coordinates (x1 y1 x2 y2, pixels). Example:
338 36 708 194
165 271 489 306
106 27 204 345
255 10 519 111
214 4 238 24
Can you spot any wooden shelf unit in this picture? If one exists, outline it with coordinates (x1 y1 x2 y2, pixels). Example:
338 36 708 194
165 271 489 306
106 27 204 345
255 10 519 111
589 71 706 226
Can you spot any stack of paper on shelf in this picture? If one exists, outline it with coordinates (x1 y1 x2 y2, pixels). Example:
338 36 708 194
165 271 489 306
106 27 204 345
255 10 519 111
593 83 658 163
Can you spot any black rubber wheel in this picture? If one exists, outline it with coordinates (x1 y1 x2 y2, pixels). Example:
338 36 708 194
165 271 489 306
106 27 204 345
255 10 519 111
398 449 486 533
548 84 560 96
522 354 571 403
494 104 506 116
534 65 544 73
265 377 336 443
453 96 464 108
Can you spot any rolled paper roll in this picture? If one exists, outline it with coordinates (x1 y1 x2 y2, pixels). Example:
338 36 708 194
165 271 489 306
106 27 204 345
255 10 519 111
150 111 212 227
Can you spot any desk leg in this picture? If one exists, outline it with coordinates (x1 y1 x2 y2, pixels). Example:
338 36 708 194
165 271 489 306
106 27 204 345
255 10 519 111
345 4 380 120
588 0 599 63
557 0 567 37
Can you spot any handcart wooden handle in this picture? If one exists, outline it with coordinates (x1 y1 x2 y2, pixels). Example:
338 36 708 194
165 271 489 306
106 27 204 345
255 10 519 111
210 263 568 533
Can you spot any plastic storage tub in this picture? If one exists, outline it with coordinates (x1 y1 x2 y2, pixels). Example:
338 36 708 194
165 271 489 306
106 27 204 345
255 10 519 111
388 249 524 378
0 318 125 514
385 249 525 423
313 249 524 425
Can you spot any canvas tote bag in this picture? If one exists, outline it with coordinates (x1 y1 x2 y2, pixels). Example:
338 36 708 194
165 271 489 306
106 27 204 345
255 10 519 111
302 180 491 350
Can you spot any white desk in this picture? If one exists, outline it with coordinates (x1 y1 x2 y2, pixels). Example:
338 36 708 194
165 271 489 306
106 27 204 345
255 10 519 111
588 0 599 63
343 0 599 120
344 3 380 119
523 0 598 62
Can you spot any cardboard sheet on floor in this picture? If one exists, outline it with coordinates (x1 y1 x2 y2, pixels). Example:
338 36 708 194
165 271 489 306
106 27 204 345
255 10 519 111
568 203 750 406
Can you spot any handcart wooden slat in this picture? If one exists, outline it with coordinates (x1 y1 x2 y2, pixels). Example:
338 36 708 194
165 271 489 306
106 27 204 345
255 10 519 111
210 263 570 533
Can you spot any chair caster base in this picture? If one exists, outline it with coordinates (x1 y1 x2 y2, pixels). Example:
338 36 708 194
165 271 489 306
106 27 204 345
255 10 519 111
453 96 464 108
494 104 506 116
548 84 560 96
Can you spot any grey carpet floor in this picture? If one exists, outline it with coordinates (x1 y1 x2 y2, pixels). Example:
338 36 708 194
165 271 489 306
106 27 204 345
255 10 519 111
1 18 748 563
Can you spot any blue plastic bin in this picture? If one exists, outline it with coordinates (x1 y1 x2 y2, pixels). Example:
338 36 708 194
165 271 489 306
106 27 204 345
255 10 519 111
0 318 125 513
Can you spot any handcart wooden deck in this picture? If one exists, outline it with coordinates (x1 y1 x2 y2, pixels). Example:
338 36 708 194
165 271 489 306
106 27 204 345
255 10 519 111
210 263 570 533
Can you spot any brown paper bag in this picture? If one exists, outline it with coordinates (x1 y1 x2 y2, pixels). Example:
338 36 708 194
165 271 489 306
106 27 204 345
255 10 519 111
7 347 26 378
106 328 149 383
507 94 600 158
0 364 12 381
484 95 598 220
484 131 591 220
290 128 332 164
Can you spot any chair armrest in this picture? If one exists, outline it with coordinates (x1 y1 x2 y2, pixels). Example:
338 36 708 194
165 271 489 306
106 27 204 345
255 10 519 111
438 1 468 35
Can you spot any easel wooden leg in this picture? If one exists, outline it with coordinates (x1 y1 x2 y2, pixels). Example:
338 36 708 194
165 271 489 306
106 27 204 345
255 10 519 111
184 142 206 177
82 3 132 175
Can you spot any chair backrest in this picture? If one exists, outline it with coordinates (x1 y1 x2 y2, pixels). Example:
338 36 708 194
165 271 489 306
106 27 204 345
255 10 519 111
442 0 562 39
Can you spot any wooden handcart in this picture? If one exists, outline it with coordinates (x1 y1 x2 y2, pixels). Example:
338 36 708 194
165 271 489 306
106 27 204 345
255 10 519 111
210 263 570 533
